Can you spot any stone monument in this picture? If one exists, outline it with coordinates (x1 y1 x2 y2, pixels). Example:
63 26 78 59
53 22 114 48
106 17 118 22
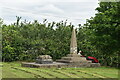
21 28 100 68
36 55 53 64
56 28 90 64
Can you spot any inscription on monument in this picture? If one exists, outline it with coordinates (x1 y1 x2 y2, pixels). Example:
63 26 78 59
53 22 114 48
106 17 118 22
70 47 77 54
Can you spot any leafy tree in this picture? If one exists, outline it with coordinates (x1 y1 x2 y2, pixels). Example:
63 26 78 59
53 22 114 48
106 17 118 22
83 2 120 67
2 18 73 62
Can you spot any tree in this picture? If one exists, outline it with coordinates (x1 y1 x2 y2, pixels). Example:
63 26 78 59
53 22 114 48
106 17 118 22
2 18 73 62
83 2 120 67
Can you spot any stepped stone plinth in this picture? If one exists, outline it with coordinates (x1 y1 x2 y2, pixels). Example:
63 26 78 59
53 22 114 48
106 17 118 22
56 54 90 63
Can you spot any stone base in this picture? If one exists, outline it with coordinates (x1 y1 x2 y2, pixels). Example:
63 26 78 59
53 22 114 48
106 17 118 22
90 63 101 67
21 53 100 68
36 55 53 64
56 54 92 63
36 59 53 64
21 62 100 68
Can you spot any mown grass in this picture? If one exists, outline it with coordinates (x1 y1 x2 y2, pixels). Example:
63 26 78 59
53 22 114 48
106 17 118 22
1 62 119 78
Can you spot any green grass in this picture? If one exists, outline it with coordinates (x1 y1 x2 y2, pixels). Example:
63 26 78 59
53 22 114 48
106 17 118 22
1 62 119 78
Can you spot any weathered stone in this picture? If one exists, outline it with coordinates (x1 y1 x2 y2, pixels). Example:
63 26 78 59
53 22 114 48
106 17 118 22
36 55 53 64
90 63 101 67
70 28 77 54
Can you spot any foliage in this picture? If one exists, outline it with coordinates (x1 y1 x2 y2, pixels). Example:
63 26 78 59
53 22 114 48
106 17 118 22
2 18 73 61
82 2 120 67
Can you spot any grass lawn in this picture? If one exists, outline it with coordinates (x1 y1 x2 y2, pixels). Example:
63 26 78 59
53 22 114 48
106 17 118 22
0 62 119 78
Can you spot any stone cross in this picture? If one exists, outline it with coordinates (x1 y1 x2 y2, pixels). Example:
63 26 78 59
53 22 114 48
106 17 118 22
70 28 77 54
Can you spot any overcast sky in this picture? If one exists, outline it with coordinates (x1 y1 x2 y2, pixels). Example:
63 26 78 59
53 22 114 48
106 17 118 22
0 0 100 26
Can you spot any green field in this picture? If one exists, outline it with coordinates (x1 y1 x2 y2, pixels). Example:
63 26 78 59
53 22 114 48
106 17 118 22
0 62 119 78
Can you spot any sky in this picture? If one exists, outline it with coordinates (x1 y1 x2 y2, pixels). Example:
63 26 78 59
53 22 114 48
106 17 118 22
0 0 100 26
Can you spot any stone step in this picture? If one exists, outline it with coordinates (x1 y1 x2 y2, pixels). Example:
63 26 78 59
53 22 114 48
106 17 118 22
56 59 73 63
67 54 81 57
56 59 90 63
21 62 100 68
62 57 86 60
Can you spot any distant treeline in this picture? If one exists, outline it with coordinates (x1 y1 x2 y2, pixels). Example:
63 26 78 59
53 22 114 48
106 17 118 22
1 2 120 67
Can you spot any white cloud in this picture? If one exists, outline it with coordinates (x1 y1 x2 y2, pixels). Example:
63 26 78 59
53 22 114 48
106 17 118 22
35 4 64 14
0 0 99 26
0 0 98 3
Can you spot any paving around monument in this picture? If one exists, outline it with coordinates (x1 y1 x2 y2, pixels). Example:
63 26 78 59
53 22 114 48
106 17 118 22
22 28 100 68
